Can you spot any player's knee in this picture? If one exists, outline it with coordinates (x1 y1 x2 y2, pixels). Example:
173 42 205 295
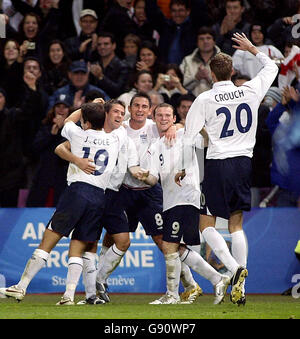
114 235 130 251
178 243 188 256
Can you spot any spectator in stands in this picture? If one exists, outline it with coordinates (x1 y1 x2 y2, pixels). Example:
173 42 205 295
26 97 71 207
148 89 164 119
267 1 300 52
122 33 141 71
48 60 109 110
175 93 196 124
132 0 159 44
180 26 220 97
233 23 283 79
0 39 24 108
20 56 49 188
63 9 98 62
212 0 251 56
154 63 188 109
118 69 154 119
89 31 130 99
0 88 26 207
17 6 61 60
100 0 138 58
2 0 37 32
57 0 106 40
135 40 166 84
43 39 71 95
144 0 199 64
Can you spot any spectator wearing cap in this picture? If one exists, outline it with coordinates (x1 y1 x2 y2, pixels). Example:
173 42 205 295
48 59 110 110
233 23 283 79
57 0 106 40
26 97 72 207
64 9 99 61
89 31 130 98
263 87 283 110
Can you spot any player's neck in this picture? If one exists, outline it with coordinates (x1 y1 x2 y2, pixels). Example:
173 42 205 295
129 118 146 130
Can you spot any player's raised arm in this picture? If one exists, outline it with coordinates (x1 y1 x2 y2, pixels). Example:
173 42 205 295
231 32 260 56
232 32 278 101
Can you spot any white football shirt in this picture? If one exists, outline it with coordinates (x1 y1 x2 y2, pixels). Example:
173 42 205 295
183 52 278 166
62 121 120 190
123 119 159 188
148 129 203 211
107 126 139 191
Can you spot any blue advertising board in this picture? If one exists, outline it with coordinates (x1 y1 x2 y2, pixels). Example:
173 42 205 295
0 208 299 295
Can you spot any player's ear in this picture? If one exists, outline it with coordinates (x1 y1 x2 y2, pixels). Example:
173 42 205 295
211 71 217 83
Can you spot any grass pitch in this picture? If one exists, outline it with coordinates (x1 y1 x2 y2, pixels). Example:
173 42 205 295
0 293 299 320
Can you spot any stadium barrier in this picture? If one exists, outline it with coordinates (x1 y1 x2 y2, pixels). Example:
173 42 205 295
0 207 299 294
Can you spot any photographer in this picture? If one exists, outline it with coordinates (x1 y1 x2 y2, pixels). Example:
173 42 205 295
154 63 189 110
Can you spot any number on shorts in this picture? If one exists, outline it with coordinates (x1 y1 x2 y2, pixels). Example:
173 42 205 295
172 222 180 235
216 103 252 138
155 213 163 226
82 147 109 176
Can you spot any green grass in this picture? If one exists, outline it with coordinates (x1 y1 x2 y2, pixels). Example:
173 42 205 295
0 294 299 319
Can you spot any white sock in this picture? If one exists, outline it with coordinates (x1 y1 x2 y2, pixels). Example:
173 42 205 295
180 262 197 291
63 257 83 301
231 230 248 268
165 252 181 298
17 249 49 291
231 230 248 293
180 248 222 286
98 245 109 273
96 244 125 284
82 252 98 299
202 227 239 274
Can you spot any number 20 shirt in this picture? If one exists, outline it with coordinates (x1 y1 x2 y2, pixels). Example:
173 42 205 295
183 52 278 163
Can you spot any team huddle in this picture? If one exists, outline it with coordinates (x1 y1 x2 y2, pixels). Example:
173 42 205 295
0 33 278 307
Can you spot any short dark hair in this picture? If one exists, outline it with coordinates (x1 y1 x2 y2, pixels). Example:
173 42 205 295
197 26 216 41
176 94 196 107
225 0 244 6
130 92 152 107
104 99 125 113
81 102 105 130
97 31 116 44
85 90 105 102
170 0 191 9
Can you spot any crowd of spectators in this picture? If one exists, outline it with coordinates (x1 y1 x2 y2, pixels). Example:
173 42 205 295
0 0 300 208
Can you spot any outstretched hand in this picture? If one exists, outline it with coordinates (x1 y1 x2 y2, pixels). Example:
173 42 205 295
232 32 259 55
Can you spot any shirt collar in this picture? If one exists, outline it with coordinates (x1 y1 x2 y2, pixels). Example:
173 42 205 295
213 80 233 88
